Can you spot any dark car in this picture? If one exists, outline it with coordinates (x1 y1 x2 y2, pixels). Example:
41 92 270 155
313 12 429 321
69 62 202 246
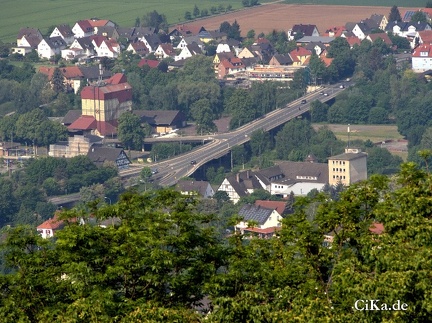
301 99 307 104
190 160 197 165
151 168 158 174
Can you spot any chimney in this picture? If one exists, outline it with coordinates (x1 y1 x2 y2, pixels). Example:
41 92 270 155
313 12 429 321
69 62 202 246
236 173 240 183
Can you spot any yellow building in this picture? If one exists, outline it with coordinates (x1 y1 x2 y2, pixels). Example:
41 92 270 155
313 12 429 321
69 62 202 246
328 148 367 186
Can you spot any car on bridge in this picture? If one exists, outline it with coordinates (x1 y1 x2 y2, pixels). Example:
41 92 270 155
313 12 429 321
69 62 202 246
190 160 197 165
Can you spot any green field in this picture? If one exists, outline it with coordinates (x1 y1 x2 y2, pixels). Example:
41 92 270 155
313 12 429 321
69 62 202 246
0 0 267 43
312 124 404 142
283 0 429 6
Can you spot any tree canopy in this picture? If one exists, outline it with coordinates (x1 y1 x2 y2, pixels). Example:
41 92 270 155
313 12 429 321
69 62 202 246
2 164 432 320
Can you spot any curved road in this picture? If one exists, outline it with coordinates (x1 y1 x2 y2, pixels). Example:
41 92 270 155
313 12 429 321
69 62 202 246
120 82 349 187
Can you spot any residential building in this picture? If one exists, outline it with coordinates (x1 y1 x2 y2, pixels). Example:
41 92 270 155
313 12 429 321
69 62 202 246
72 20 94 38
169 25 206 39
260 161 328 197
289 47 312 66
92 36 120 58
126 41 149 56
175 43 202 61
155 43 175 59
138 59 160 68
50 24 75 45
62 37 95 60
369 14 388 30
12 28 43 56
141 34 161 52
87 146 131 169
94 26 119 40
365 33 393 47
328 148 368 186
288 24 320 40
176 180 214 198
37 215 65 239
133 110 187 134
254 200 290 217
39 66 83 93
412 44 432 72
217 170 265 204
218 57 246 79
269 54 293 66
213 51 236 72
246 65 302 82
235 204 283 238
37 37 67 59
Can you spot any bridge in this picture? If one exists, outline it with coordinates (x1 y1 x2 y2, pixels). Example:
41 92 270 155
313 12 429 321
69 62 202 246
49 82 348 206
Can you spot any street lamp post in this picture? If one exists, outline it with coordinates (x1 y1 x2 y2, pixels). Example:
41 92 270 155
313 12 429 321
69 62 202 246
104 196 112 205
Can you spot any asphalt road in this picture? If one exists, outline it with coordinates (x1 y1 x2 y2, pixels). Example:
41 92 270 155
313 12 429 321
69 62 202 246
120 81 349 187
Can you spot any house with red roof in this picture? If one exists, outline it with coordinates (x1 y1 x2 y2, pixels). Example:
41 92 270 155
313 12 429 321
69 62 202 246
218 57 246 79
86 18 116 29
72 20 94 38
289 47 312 66
366 33 393 47
37 215 65 239
91 36 120 58
325 26 347 38
412 30 432 49
138 59 160 69
69 73 132 137
412 44 432 72
342 35 362 48
254 200 289 217
39 66 84 93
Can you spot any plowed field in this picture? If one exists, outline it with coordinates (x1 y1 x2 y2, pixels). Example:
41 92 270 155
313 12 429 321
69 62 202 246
191 4 419 35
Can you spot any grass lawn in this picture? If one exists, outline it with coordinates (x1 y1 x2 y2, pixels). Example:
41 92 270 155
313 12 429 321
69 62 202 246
313 123 404 142
0 0 273 43
283 0 427 6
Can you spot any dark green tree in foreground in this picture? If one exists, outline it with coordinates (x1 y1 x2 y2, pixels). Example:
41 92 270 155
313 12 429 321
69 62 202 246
0 190 225 322
389 5 402 22
3 163 432 321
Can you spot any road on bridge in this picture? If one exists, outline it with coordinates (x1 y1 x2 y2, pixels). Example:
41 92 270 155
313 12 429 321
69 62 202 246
121 81 349 187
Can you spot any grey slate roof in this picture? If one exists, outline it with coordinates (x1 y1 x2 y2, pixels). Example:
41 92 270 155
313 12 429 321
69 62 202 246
87 147 130 167
45 36 66 49
291 24 318 36
297 36 335 44
62 110 82 125
133 110 185 126
54 24 74 38
79 65 112 81
238 204 273 225
272 54 293 65
177 180 211 197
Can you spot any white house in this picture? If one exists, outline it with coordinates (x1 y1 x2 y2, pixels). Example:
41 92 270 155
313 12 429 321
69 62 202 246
38 37 67 59
412 44 432 72
12 28 42 56
217 171 265 204
37 216 65 239
176 180 214 198
72 20 94 38
62 37 95 60
175 43 202 61
235 204 282 238
50 24 75 45
216 43 231 53
155 43 175 59
92 37 120 58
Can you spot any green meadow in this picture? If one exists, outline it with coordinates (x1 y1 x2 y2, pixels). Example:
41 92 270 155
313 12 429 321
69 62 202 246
0 0 257 42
